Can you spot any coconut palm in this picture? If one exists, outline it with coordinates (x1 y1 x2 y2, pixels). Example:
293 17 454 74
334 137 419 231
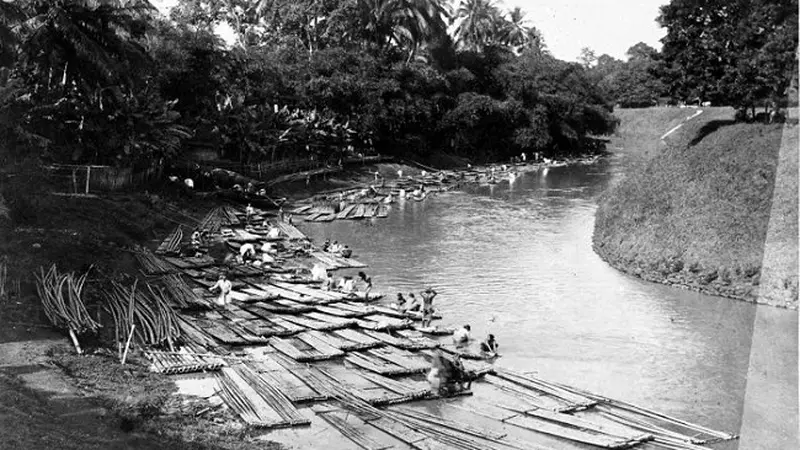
500 7 528 48
453 0 499 51
357 0 450 56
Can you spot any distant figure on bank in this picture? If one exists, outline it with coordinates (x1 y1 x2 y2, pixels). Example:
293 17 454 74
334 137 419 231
397 169 403 178
358 271 372 300
420 287 438 327
480 334 499 354
209 274 232 307
453 324 471 345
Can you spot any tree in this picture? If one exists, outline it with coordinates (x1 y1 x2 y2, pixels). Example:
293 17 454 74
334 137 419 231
658 0 798 114
453 0 499 51
577 46 596 68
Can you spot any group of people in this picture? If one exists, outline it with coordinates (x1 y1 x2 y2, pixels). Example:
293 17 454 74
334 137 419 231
452 324 499 355
316 268 372 300
322 239 352 258
395 287 437 327
236 240 280 267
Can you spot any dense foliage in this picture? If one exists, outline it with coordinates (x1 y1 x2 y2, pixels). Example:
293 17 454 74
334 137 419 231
0 0 616 169
657 0 798 114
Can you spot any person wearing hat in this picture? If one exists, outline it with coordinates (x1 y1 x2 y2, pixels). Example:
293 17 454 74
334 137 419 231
209 274 232 307
420 287 437 327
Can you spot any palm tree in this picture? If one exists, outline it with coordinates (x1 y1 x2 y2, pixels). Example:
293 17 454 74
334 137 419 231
357 0 450 56
453 0 499 51
501 7 528 49
20 0 155 92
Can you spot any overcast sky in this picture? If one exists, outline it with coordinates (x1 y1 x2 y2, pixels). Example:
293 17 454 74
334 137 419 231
502 0 668 61
151 0 668 62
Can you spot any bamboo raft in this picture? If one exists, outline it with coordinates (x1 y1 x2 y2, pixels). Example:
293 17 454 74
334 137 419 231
116 183 741 448
155 226 183 255
144 349 225 374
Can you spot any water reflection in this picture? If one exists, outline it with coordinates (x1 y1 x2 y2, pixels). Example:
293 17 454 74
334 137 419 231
298 161 785 437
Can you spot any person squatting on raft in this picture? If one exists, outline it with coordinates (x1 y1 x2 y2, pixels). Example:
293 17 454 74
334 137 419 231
453 324 471 346
358 271 372 301
209 274 232 307
420 287 438 327
427 350 473 394
480 334 499 355
239 243 256 263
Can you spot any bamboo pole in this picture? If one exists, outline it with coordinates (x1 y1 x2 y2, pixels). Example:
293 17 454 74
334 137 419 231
121 324 136 365
68 328 82 354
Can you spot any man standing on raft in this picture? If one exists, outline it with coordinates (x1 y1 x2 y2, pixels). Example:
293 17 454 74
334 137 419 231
420 287 437 328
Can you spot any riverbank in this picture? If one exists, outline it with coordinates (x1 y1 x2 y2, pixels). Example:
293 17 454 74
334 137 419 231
593 107 798 309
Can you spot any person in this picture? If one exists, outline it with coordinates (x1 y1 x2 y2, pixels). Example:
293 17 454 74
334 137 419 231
521 152 527 162
287 214 294 225
340 245 352 258
453 324 471 346
209 274 232 307
397 169 403 178
405 293 421 312
420 287 437 327
322 239 331 252
311 263 327 281
245 203 255 224
190 230 202 246
480 334 499 354
239 243 256 261
339 276 355 294
184 178 194 189
393 293 406 310
329 241 341 253
322 272 334 291
267 224 280 239
358 271 372 301
384 193 393 204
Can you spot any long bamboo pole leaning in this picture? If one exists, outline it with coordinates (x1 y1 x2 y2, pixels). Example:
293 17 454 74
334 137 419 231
35 264 100 354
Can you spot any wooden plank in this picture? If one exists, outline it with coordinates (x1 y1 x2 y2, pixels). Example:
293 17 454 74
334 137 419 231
346 352 412 377
269 336 341 362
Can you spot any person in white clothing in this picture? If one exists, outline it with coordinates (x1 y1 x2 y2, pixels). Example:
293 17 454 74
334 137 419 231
184 178 194 189
239 243 256 260
453 324 471 346
209 274 232 307
311 263 327 281
267 225 281 239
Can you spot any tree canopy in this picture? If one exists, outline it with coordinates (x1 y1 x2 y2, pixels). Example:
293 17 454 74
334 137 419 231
0 0 618 170
657 0 798 112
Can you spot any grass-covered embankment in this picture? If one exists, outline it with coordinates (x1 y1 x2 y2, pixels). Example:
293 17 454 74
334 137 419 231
594 107 798 308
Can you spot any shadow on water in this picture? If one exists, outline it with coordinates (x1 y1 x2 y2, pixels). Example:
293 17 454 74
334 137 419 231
298 160 792 438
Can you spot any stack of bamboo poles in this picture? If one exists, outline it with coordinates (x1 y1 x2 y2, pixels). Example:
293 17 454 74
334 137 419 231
198 207 225 233
35 264 100 354
134 247 175 275
158 274 200 309
155 226 183 255
104 279 180 362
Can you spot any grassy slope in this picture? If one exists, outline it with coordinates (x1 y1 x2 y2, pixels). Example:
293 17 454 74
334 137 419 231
594 107 798 307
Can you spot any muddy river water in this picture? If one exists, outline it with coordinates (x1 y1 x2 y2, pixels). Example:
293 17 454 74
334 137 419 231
298 155 797 446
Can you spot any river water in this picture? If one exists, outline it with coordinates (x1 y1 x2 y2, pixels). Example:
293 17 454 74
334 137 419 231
298 156 797 443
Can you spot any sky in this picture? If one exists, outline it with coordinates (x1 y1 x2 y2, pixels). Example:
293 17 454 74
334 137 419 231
502 0 668 61
151 0 668 62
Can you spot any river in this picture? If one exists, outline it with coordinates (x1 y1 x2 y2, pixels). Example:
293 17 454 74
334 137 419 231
298 155 798 446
